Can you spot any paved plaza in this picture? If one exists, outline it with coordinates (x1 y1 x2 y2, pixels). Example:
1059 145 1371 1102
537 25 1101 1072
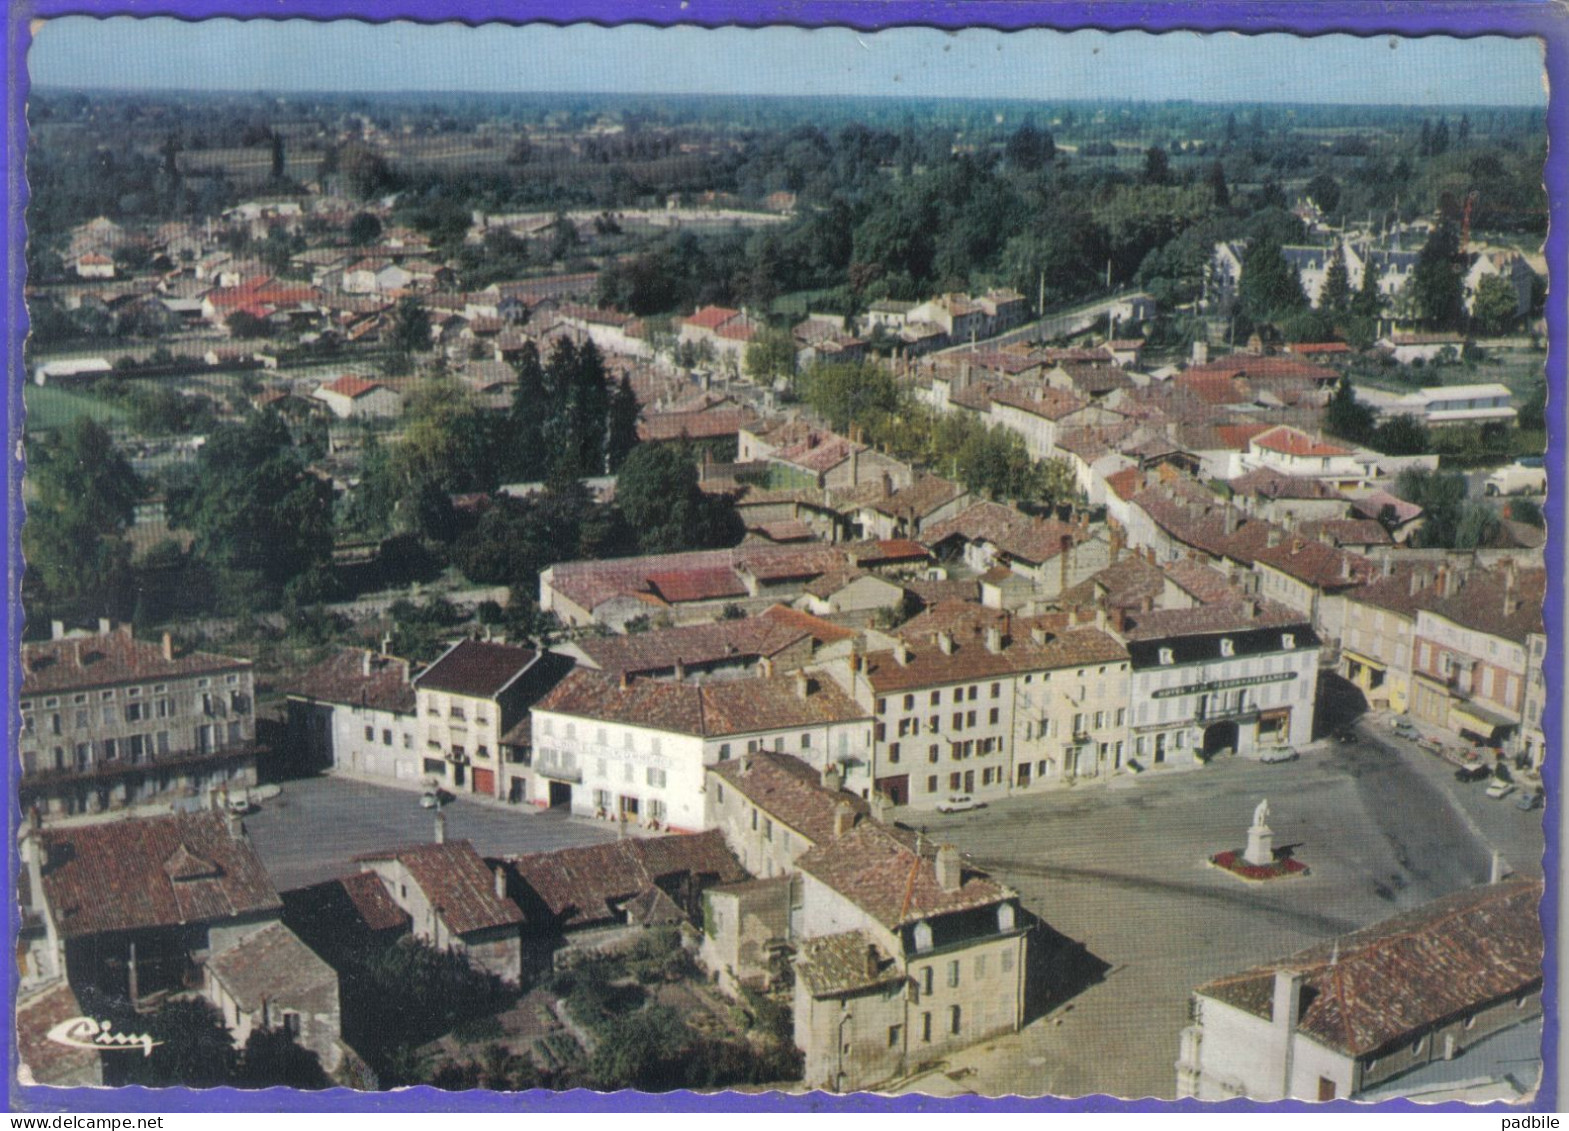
242 774 619 892
890 720 1546 1100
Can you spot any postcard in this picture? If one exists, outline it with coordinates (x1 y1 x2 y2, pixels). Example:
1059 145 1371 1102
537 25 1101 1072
7 4 1562 1114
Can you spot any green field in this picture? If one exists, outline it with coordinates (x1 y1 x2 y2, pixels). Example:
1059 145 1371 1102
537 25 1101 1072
23 383 129 431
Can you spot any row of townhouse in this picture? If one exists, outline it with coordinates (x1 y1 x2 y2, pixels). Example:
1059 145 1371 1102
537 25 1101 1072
19 622 259 820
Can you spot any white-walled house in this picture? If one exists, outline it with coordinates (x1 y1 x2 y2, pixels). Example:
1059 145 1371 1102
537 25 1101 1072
283 648 420 783
530 667 874 830
312 374 403 420
1177 878 1542 1102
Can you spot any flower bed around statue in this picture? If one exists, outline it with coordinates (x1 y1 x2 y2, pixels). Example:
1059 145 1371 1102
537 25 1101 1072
1209 849 1310 882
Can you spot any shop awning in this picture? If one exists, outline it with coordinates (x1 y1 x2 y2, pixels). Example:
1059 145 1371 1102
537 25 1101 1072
1451 702 1517 738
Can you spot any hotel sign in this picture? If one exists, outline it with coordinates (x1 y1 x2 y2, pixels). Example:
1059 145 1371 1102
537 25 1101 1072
1151 671 1298 700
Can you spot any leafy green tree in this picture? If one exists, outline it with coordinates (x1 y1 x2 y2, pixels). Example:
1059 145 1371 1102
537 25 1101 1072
1143 146 1170 186
614 442 743 554
802 360 899 434
1352 257 1384 319
22 417 141 618
1370 414 1430 455
1411 221 1466 329
389 295 432 358
1304 172 1341 214
588 1005 696 1091
166 412 334 602
1471 274 1520 336
1507 498 1543 528
744 326 799 386
270 132 286 180
1324 377 1374 443
347 211 382 246
1321 245 1351 314
1005 123 1055 171
504 342 549 482
1206 160 1229 209
237 1028 329 1090
1238 236 1307 323
606 373 642 472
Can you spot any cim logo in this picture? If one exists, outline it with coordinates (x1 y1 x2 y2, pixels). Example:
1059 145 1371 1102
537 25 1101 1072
45 1016 162 1057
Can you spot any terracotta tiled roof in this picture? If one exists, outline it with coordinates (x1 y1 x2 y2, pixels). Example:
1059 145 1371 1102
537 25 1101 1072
1229 467 1345 501
1252 537 1377 591
683 305 742 330
505 829 746 931
638 406 757 443
795 823 1012 930
1199 879 1543 1058
22 629 248 696
205 921 337 1015
336 870 413 932
572 616 809 677
871 474 966 521
1060 555 1167 611
646 567 750 605
1118 599 1307 642
1105 467 1141 501
356 840 522 936
1349 489 1423 525
1419 566 1545 644
319 374 388 400
921 501 1085 566
414 640 537 698
988 383 1088 421
849 538 930 567
36 812 282 939
536 669 870 738
757 603 860 645
1184 355 1339 382
281 648 416 714
1343 566 1444 620
709 752 869 848
1251 425 1353 459
864 614 1128 691
1297 518 1393 547
796 930 904 997
548 545 849 614
1162 559 1246 606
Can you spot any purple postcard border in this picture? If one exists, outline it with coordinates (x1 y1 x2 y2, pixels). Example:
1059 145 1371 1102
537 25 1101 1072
4 0 1564 1115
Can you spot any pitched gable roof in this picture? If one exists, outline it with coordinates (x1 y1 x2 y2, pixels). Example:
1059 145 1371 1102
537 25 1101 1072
505 829 746 931
356 840 523 935
1199 879 1542 1059
37 812 282 939
709 752 869 848
413 639 537 698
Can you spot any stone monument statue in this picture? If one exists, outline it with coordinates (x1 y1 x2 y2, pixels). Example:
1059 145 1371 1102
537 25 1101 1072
1244 797 1274 867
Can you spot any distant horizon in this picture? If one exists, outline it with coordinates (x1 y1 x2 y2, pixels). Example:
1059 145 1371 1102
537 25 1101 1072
28 19 1548 108
23 83 1549 114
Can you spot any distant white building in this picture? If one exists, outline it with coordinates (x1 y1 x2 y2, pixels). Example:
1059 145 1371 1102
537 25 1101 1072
312 374 403 419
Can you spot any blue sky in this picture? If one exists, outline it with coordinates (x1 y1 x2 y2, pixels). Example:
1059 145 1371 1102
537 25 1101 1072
29 18 1547 106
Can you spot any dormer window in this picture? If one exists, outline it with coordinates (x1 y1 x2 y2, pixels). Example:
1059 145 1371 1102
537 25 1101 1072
1282 634 1296 650
1159 648 1174 666
997 903 1016 932
913 920 934 953
1220 639 1235 658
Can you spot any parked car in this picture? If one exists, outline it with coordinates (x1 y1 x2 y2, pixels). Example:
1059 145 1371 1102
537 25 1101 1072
1484 458 1546 497
1418 737 1447 756
936 795 986 813
1259 747 1299 764
1455 764 1491 783
1485 779 1517 801
1391 719 1419 739
1515 789 1544 811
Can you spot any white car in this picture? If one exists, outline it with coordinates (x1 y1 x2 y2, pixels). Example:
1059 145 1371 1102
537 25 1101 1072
936 795 986 814
1485 779 1517 801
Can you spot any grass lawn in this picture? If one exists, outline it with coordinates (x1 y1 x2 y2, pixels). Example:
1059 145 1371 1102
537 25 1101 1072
23 383 129 431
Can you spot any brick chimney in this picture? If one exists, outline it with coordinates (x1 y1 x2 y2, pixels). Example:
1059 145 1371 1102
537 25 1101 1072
822 763 843 793
98 617 112 636
1272 968 1307 1038
494 866 507 900
434 808 447 844
934 844 962 892
1110 525 1124 564
986 626 1003 654
1266 527 1281 549
894 640 911 666
865 942 881 979
833 799 855 839
795 669 812 699
937 631 955 656
674 657 686 683
162 633 175 662
1030 626 1051 646
50 620 65 641
363 650 374 677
